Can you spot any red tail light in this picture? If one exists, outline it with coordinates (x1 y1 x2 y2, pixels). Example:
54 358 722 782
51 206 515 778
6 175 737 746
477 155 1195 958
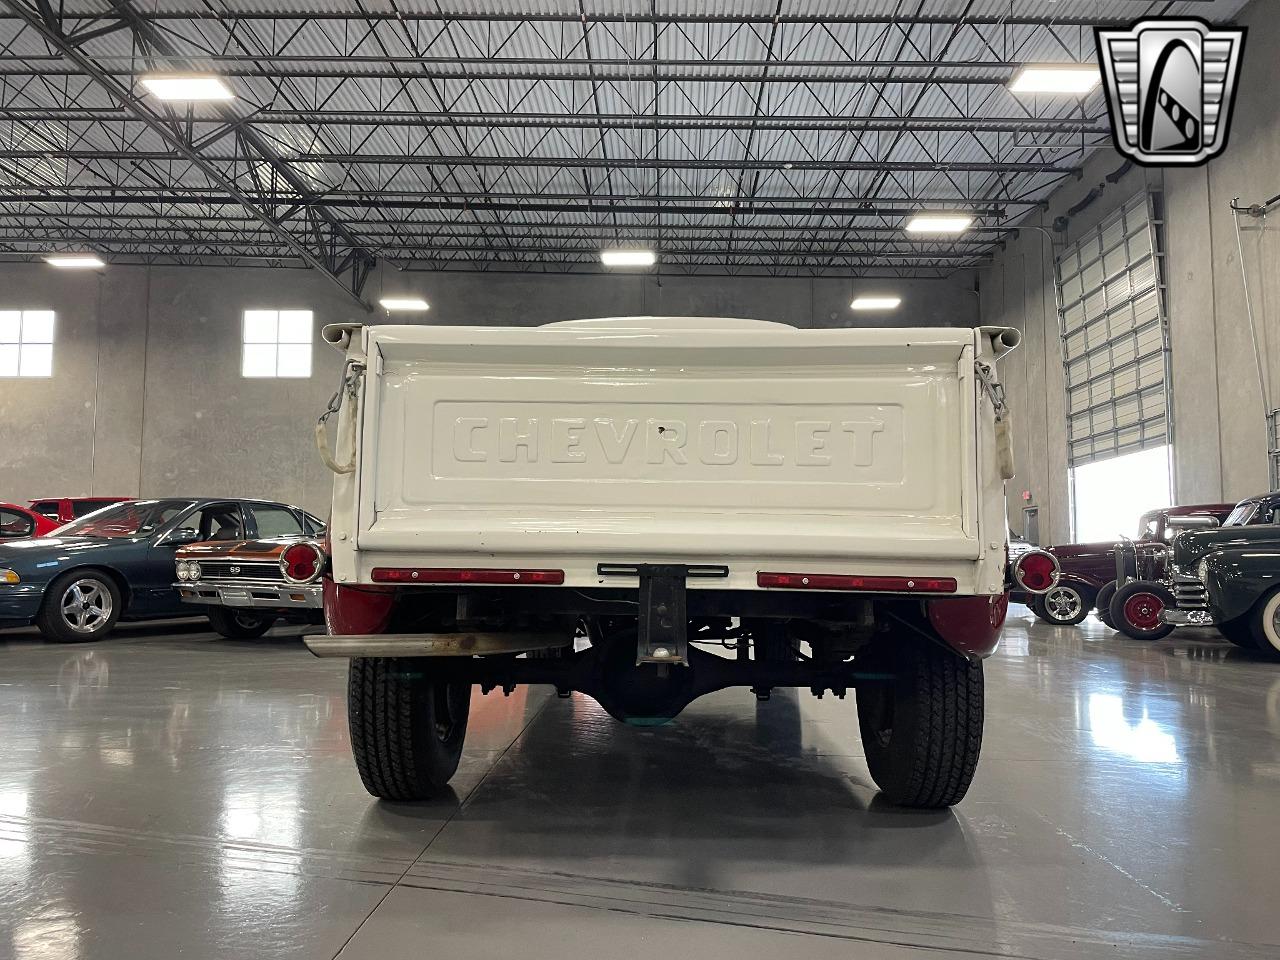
1012 550 1059 594
757 572 957 593
280 541 325 584
370 567 565 585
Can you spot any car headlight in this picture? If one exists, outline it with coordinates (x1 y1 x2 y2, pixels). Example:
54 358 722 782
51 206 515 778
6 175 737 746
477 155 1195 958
188 561 202 582
1197 558 1209 582
176 561 190 581
0 568 19 585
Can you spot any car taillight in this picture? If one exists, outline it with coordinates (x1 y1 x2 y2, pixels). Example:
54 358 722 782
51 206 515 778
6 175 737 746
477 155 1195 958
370 567 565 585
757 572 957 593
280 541 326 584
1013 549 1059 594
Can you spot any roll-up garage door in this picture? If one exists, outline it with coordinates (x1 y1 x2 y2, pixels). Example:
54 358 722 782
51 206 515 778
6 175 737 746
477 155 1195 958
1055 192 1170 467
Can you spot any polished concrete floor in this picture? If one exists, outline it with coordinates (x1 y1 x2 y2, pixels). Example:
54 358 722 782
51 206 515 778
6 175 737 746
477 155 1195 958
2 608 1279 959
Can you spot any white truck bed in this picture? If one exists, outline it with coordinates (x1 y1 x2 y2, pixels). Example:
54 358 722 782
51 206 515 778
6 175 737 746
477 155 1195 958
325 318 1015 596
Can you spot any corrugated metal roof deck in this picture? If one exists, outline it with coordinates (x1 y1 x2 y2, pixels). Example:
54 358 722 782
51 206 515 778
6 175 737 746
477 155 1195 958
0 0 1252 284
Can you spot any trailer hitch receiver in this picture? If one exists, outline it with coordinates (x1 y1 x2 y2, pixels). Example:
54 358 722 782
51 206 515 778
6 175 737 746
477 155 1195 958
597 562 729 665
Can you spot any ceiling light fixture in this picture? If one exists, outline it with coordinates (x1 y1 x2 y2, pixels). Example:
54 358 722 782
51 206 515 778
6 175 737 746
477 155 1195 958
140 73 235 101
44 253 105 269
600 249 656 267
904 212 974 234
850 296 901 311
379 297 430 311
1008 64 1101 95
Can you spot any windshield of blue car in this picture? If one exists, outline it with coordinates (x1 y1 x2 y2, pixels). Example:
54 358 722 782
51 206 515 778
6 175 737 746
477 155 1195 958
56 500 196 539
1224 503 1258 527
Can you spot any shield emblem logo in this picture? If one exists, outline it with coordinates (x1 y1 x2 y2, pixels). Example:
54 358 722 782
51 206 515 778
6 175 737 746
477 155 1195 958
1095 18 1246 166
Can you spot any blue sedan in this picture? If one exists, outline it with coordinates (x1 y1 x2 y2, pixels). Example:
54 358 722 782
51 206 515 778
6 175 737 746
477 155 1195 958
0 497 323 642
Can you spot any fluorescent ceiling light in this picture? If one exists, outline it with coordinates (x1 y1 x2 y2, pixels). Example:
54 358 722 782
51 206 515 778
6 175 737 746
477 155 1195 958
600 249 656 267
1008 64 1100 95
379 297 430 311
904 212 974 234
44 254 105 269
140 74 235 101
850 296 901 311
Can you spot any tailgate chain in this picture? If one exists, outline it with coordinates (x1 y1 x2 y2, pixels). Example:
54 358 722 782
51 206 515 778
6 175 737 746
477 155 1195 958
316 359 366 475
975 359 1016 481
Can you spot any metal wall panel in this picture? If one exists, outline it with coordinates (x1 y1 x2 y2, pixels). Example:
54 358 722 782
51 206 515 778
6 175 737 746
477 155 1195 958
1055 192 1170 467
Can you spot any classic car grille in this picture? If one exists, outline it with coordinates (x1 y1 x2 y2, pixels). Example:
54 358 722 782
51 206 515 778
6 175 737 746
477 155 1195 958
1171 573 1209 611
197 560 279 581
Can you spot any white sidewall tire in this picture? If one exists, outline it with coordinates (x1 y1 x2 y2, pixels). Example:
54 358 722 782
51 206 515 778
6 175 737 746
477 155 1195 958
1256 591 1280 655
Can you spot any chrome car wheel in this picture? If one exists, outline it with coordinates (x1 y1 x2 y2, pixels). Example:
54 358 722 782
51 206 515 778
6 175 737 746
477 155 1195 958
60 578 113 634
1031 583 1090 626
1044 586 1083 622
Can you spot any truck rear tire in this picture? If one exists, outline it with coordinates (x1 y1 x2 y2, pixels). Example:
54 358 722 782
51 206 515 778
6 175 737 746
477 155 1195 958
856 638 983 809
347 657 471 800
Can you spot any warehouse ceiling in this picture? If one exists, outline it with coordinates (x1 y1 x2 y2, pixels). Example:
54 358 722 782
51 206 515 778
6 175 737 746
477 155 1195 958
0 0 1251 300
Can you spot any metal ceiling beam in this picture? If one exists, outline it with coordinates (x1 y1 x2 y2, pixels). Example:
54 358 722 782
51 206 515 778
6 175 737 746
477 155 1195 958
0 64 1046 83
0 213 1013 237
0 228 1002 251
2 55 1045 69
0 237 990 262
0 250 971 280
0 0 375 307
2 150 1079 174
0 193 1012 218
0 107 1110 134
109 0 380 302
0 187 1025 210
0 11 1171 26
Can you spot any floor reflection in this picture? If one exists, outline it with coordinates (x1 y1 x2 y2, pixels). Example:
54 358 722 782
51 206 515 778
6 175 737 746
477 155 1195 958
2 611 1280 956
1086 693 1181 765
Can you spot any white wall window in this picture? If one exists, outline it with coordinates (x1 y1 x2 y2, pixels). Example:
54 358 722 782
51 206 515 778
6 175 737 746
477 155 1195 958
241 309 312 378
0 310 55 377
1070 444 1173 542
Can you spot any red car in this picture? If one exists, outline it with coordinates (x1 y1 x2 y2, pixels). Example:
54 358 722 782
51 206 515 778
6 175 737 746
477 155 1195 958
0 502 60 540
28 496 133 525
1021 503 1235 628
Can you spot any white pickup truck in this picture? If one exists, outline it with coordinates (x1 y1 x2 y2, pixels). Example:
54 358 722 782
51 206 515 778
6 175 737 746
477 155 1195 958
311 317 1050 809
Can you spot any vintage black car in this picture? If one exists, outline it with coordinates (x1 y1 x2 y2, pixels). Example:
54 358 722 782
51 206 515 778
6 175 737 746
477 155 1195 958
0 497 321 643
1162 514 1280 656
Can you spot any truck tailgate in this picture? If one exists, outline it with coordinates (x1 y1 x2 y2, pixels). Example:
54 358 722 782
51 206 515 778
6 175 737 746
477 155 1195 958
354 324 981 563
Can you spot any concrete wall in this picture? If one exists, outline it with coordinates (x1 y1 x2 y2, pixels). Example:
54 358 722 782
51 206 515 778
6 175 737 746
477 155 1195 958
981 0 1280 544
0 264 978 514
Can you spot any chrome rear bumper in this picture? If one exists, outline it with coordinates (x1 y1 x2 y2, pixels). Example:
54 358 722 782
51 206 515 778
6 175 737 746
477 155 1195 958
305 632 567 658
177 579 322 609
